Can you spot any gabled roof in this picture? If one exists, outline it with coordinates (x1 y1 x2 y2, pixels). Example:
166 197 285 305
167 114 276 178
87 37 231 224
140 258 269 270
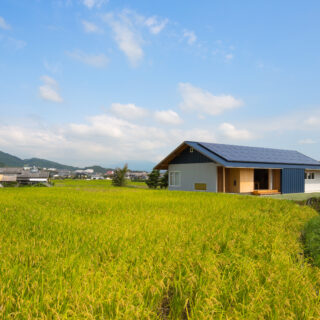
154 141 320 170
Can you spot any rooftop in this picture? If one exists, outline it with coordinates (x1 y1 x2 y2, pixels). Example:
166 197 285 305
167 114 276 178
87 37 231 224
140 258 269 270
155 141 320 170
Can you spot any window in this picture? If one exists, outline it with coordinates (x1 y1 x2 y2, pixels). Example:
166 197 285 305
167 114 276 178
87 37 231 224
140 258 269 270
169 171 181 187
190 147 194 153
305 172 315 180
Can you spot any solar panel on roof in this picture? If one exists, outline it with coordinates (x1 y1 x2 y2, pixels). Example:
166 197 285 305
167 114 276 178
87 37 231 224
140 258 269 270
197 142 320 165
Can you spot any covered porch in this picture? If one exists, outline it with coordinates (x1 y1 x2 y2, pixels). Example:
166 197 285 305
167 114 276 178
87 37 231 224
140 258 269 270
217 167 281 194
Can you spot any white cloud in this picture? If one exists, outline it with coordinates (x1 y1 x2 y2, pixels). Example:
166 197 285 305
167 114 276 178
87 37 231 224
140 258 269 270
298 138 316 145
305 116 320 126
219 123 252 140
67 50 109 68
179 83 243 115
0 17 10 30
110 103 147 120
144 16 168 34
154 110 182 125
0 110 216 167
103 12 144 66
183 30 196 45
39 76 63 103
82 20 102 33
82 0 107 9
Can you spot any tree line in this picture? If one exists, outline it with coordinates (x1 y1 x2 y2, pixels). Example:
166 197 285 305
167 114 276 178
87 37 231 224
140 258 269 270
112 164 168 189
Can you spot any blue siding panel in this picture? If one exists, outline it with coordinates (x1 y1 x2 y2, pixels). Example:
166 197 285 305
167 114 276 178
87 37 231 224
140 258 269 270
170 147 214 165
281 168 305 194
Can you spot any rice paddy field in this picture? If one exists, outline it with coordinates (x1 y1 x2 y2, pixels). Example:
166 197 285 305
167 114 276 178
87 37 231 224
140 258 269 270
1 180 320 319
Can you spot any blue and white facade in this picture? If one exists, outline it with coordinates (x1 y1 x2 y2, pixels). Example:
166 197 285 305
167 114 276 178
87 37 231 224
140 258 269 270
155 141 320 194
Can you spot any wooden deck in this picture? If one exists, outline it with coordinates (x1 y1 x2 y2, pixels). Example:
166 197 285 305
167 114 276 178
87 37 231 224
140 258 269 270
252 189 281 196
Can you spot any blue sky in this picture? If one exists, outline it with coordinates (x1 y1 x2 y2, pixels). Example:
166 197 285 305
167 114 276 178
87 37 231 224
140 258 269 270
1 0 320 170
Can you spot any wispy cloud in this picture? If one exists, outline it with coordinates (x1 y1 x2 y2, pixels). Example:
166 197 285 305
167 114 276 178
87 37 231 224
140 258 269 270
144 16 168 34
154 110 182 125
212 40 236 62
43 60 62 74
82 0 107 9
298 138 316 145
82 20 102 33
304 116 320 126
0 16 11 30
67 50 109 68
103 11 144 66
183 30 197 45
225 53 234 61
179 82 243 116
1 36 26 50
102 10 168 66
39 76 63 103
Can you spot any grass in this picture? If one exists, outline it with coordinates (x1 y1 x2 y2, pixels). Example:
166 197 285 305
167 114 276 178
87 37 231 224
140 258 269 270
304 215 320 268
267 192 320 201
1 180 320 319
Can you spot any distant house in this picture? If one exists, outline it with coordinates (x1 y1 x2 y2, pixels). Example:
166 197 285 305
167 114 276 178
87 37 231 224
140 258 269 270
0 167 50 186
154 141 320 194
127 171 148 181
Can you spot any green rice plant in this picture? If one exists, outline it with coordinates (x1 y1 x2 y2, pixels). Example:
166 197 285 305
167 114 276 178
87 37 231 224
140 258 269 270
303 215 320 267
0 181 319 319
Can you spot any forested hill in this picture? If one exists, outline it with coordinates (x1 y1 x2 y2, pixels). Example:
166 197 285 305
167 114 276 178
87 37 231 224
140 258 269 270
0 150 77 169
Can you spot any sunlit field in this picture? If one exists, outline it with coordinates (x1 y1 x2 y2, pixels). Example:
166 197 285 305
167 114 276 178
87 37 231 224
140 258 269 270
1 180 320 319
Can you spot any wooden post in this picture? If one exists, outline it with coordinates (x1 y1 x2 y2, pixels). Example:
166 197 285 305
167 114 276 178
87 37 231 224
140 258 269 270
269 169 273 190
223 167 226 193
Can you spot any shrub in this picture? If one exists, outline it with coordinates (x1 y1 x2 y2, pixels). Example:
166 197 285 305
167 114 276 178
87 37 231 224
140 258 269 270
112 164 128 187
146 169 160 189
159 170 168 189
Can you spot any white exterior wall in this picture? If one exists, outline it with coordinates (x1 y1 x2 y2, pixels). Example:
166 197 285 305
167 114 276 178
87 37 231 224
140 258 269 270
168 163 218 192
305 170 320 193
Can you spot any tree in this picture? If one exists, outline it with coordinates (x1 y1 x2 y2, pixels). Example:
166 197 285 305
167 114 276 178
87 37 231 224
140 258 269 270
146 169 160 189
159 170 168 189
112 164 128 187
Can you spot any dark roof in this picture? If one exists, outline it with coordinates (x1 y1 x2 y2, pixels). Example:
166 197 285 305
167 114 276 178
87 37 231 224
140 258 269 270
199 142 320 165
0 168 23 174
0 168 49 179
154 141 320 170
18 172 50 179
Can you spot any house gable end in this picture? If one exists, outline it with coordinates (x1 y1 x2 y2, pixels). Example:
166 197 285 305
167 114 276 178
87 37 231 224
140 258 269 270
170 147 214 165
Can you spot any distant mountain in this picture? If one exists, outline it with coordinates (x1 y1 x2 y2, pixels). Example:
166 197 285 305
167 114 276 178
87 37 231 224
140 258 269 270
0 150 26 167
0 150 102 171
83 165 113 174
22 158 77 170
0 150 152 172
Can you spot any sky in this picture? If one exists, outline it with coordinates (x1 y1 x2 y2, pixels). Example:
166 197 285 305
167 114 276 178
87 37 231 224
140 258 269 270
1 0 320 170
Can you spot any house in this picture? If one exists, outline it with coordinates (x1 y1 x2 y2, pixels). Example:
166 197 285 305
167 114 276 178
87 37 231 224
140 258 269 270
154 141 320 194
0 167 50 186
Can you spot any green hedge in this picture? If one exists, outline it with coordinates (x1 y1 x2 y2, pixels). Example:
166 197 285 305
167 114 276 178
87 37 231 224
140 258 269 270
303 215 320 266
